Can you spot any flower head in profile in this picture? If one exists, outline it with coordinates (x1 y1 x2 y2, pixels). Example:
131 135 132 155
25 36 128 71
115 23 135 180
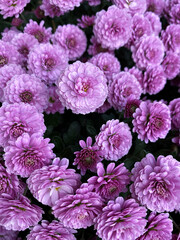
74 136 103 175
88 162 130 201
130 153 180 212
94 197 147 240
132 101 171 143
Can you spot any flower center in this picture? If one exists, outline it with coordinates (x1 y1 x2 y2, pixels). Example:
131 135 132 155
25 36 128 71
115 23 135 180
66 38 76 49
122 86 132 97
145 49 155 60
108 134 121 148
154 118 163 129
44 57 56 70
0 55 8 67
19 91 33 103
10 123 24 138
75 77 91 96
33 30 44 43
19 46 29 56
155 182 167 196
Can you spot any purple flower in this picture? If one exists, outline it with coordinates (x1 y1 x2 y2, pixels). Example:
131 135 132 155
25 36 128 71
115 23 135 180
143 65 166 95
108 71 142 111
94 197 147 240
0 103 46 147
1 27 20 43
27 220 77 240
0 0 30 18
40 0 63 18
52 24 87 61
49 0 83 13
112 0 147 15
77 15 95 28
52 184 104 229
28 43 68 84
88 162 130 201
11 17 23 27
137 212 173 240
88 52 120 81
0 194 43 231
27 157 81 206
124 97 141 118
132 101 171 143
161 24 180 54
45 86 65 114
124 66 144 89
144 12 162 35
4 133 55 178
0 225 19 240
130 153 180 212
169 3 180 24
93 5 133 50
73 136 103 175
88 36 114 56
162 51 180 80
146 0 165 16
169 98 180 130
56 61 108 114
24 20 52 43
95 119 132 161
3 74 48 112
132 35 164 70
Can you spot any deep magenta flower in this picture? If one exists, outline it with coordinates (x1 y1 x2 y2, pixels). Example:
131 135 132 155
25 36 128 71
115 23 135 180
88 162 130 201
52 24 87 61
95 119 132 161
94 197 147 240
137 212 173 240
27 157 81 206
169 98 180 130
93 5 133 50
27 220 77 240
56 61 108 114
132 101 171 143
52 184 104 229
130 153 180 212
4 133 55 178
0 194 43 231
124 97 141 118
0 102 46 147
73 136 103 175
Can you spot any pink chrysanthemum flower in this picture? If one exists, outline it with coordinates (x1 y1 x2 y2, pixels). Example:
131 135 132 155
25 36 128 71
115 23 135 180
137 212 173 240
88 36 114 56
77 15 95 28
11 33 39 68
0 225 19 240
124 97 141 118
146 0 165 16
24 20 52 43
0 164 21 198
161 24 180 54
130 153 180 212
27 157 81 207
132 35 164 70
4 133 55 178
95 119 132 161
49 0 83 13
0 0 30 19
0 40 20 68
93 5 133 50
162 51 180 80
27 220 77 240
52 24 87 61
73 136 103 175
0 102 46 147
52 183 104 229
169 98 180 130
124 66 144 89
1 27 20 43
112 0 147 15
3 74 48 112
94 197 147 240
56 61 108 114
88 162 130 201
143 65 166 95
108 71 142 111
45 86 65 114
40 0 63 18
28 43 68 84
0 193 43 231
89 52 120 81
133 101 171 143
144 12 162 35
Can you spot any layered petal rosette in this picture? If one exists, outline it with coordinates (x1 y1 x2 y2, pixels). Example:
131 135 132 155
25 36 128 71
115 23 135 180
130 153 180 212
132 101 171 143
52 184 104 229
4 133 55 178
0 194 43 231
94 197 147 240
95 119 132 161
56 61 108 114
27 220 77 240
27 158 81 207
88 162 130 201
